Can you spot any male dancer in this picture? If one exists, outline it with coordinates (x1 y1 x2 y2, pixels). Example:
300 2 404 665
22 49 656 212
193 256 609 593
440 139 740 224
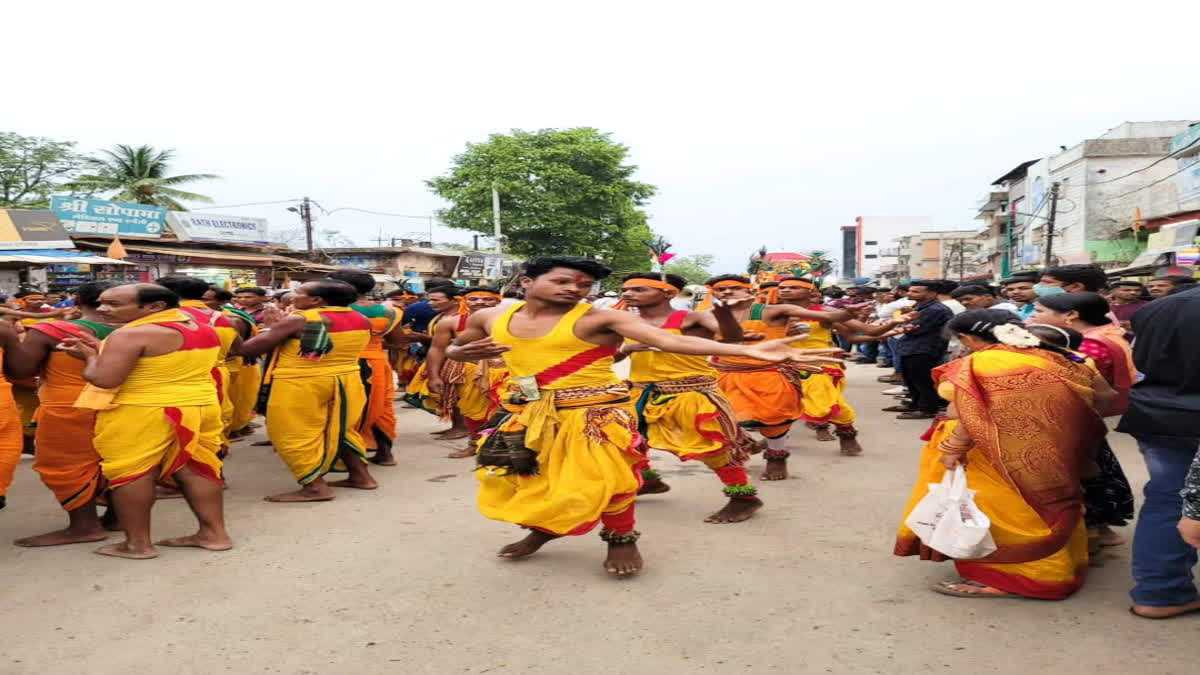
156 276 241 452
705 275 852 481
774 278 871 456
616 273 763 523
203 287 261 439
9 281 120 545
238 280 377 502
406 287 473 438
233 286 270 322
446 257 843 576
61 283 230 559
428 287 504 458
329 269 404 466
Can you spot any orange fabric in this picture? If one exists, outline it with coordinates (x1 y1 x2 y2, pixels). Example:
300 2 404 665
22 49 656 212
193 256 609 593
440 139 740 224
0 354 20 498
714 319 803 429
360 355 396 448
33 329 103 510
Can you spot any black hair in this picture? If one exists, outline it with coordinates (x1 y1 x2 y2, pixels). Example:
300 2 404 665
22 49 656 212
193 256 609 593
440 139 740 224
949 284 995 299
758 281 780 289
502 288 522 299
234 286 267 296
136 284 180 308
328 268 376 295
1034 291 1112 326
704 274 751 286
1026 324 1084 350
1152 275 1195 286
75 281 120 309
908 279 939 291
304 280 358 307
461 286 501 295
948 309 1084 362
1001 275 1037 286
522 256 612 281
623 272 686 291
894 284 910 292
14 290 42 299
935 280 960 294
426 278 454 288
426 286 459 299
385 289 411 298
1109 280 1144 289
209 286 234 303
1043 264 1107 292
154 275 211 300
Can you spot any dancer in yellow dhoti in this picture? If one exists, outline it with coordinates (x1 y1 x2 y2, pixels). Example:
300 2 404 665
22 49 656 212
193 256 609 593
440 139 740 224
330 269 404 466
0 320 24 512
239 280 378 503
157 276 242 456
9 281 121 545
435 287 503 459
203 287 261 439
406 287 480 440
61 283 231 560
447 256 843 576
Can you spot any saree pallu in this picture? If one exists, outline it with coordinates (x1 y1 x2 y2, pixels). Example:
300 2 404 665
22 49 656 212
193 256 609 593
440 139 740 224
894 346 1107 600
632 375 755 464
267 373 368 485
476 385 645 536
1082 323 1136 414
798 366 856 426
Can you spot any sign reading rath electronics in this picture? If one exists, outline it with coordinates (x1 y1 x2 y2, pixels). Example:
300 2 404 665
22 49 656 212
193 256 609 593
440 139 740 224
50 196 166 237
167 212 269 245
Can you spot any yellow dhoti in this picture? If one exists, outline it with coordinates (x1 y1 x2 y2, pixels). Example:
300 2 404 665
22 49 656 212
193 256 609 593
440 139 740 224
227 361 262 433
95 404 224 487
266 373 368 484
799 367 856 427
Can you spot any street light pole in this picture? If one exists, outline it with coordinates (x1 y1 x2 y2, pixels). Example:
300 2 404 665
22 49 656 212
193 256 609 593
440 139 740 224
1043 181 1060 267
301 196 314 251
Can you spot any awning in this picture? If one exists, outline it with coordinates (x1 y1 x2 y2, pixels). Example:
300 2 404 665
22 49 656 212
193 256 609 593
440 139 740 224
76 241 307 266
0 249 131 265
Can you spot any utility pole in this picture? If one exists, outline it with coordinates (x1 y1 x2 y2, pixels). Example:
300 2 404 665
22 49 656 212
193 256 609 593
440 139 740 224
958 240 965 281
300 196 314 252
1043 181 1060 267
491 182 502 254
473 234 479 251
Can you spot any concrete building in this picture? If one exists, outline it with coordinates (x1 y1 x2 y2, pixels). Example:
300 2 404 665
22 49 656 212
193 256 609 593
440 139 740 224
840 216 932 280
882 230 985 283
314 246 518 290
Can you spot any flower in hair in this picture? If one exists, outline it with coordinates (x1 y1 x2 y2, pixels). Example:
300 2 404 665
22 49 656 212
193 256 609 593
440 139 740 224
992 323 1042 348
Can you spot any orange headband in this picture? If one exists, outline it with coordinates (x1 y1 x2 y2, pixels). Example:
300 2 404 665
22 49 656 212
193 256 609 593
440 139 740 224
464 291 501 299
622 279 680 292
779 280 817 290
708 281 752 289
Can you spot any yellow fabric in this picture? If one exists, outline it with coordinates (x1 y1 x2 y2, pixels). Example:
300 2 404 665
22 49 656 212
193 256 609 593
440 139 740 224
110 312 220 407
456 360 491 424
404 361 440 414
627 326 716 383
270 307 368 379
180 300 237 362
491 301 619 390
788 312 854 425
227 362 261 432
95 403 224 487
12 382 38 438
633 385 730 461
894 421 1088 599
35 347 102 510
267 373 367 484
477 392 641 535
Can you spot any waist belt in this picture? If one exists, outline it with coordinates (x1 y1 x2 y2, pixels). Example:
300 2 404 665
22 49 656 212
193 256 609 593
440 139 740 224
711 359 811 388
636 375 754 465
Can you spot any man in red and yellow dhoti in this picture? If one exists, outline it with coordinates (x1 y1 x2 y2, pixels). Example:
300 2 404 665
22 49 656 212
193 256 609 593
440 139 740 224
63 283 231 560
705 275 852 481
239 280 377 502
447 257 845 576
330 269 404 466
617 273 763 523
8 281 120 545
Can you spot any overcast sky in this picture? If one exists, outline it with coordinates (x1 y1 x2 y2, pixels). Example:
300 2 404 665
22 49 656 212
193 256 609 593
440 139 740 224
8 1 1198 273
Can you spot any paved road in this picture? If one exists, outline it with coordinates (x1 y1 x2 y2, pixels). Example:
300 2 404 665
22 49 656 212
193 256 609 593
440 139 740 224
1 364 1195 674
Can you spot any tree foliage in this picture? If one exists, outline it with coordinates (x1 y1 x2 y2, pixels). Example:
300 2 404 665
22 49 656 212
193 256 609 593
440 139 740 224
0 132 91 208
71 144 218 210
663 254 715 285
427 128 657 264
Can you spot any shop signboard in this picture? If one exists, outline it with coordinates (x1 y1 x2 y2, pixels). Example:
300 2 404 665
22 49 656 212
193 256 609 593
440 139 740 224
0 209 75 249
168 212 269 245
456 253 505 279
50 197 166 237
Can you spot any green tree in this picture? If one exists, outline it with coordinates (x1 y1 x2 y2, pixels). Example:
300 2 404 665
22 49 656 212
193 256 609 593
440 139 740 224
663 254 715 285
426 128 657 263
0 132 91 208
72 144 218 210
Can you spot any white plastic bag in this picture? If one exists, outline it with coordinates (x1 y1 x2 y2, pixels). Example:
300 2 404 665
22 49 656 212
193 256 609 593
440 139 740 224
904 466 996 560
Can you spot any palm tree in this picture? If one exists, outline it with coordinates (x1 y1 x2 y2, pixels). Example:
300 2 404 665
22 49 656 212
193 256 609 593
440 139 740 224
73 144 219 210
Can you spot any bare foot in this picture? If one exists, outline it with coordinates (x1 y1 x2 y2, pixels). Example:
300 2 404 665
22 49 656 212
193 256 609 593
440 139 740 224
813 426 835 442
1130 599 1200 619
369 453 398 466
439 429 471 440
156 534 233 551
430 428 453 436
15 527 110 547
447 446 476 459
1097 526 1126 548
497 530 559 559
328 478 379 490
705 496 764 524
604 543 644 576
250 440 273 447
155 486 185 500
839 437 864 456
760 458 789 481
264 485 336 502
95 542 159 560
638 481 671 495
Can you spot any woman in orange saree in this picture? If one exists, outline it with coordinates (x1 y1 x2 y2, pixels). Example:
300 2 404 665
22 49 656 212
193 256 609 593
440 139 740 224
895 310 1108 599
